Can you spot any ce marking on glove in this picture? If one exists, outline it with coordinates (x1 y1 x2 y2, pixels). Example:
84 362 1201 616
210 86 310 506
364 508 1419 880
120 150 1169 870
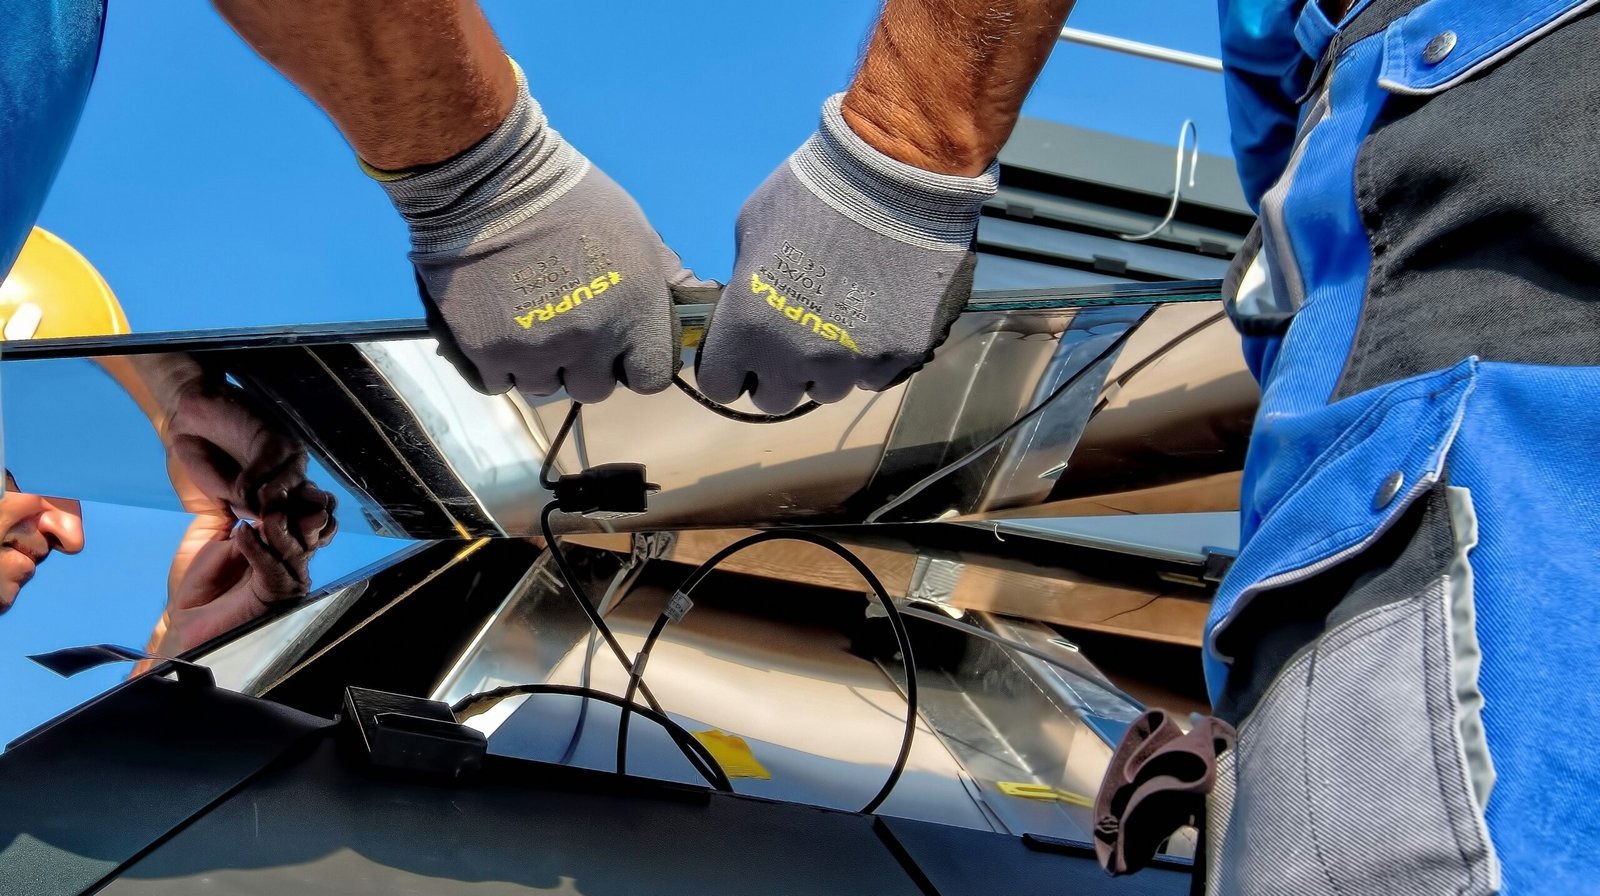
513 271 623 329
773 241 828 296
509 256 571 294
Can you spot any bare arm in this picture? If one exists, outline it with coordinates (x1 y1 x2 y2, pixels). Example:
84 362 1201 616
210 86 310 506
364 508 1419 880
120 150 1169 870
209 0 515 170
842 0 1075 176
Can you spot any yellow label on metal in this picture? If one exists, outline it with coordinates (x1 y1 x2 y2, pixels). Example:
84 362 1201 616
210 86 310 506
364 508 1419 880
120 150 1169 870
997 781 1092 807
693 729 771 780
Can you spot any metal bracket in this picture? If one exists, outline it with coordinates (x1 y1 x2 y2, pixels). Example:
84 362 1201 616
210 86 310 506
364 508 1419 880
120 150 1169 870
1200 548 1235 584
865 553 967 620
907 555 965 606
629 531 677 567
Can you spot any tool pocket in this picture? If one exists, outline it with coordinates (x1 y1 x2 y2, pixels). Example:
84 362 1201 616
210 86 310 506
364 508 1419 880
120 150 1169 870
1211 486 1498 896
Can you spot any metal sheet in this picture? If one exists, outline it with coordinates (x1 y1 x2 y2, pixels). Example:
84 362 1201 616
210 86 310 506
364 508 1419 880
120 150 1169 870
1 282 1254 540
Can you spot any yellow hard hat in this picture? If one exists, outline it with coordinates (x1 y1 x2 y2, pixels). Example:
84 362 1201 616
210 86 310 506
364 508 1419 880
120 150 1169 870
0 227 130 339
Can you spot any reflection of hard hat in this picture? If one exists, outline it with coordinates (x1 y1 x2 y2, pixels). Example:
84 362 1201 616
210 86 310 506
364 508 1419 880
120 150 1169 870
0 227 129 339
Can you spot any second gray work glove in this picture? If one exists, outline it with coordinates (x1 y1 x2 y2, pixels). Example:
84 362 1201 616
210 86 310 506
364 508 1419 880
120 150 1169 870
373 61 709 403
696 94 997 414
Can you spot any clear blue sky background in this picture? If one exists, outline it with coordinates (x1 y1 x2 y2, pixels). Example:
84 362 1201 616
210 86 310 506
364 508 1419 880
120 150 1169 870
4 1 1230 744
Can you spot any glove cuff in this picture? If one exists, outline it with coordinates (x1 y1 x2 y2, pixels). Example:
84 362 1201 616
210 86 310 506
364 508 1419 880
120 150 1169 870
371 59 589 254
788 93 998 252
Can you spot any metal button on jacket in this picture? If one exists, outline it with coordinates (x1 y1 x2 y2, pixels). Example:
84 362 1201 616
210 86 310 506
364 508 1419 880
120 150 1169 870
1373 471 1405 510
1422 31 1457 65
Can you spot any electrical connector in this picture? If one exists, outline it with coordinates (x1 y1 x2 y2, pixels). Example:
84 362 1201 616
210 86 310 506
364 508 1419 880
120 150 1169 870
341 686 486 780
552 462 658 518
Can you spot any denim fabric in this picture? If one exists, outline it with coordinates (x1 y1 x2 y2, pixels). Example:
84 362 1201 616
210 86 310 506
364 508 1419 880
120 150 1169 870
0 0 105 282
1215 0 1600 892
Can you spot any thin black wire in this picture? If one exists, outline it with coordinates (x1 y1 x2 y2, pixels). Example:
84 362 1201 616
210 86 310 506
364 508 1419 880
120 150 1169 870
615 613 671 776
538 505 729 787
537 402 728 788
449 683 733 792
863 316 1149 523
540 401 584 490
617 531 918 815
559 569 626 766
672 375 822 424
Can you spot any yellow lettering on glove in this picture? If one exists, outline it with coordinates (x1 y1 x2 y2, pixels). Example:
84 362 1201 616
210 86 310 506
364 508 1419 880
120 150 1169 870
749 272 860 354
514 272 622 329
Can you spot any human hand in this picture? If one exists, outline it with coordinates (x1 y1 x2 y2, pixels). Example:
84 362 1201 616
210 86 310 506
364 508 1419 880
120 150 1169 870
159 369 310 520
379 61 712 403
144 487 335 663
695 94 996 414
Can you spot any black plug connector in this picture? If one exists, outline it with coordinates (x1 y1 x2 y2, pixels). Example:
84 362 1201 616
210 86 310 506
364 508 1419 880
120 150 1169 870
553 462 658 518
340 686 485 780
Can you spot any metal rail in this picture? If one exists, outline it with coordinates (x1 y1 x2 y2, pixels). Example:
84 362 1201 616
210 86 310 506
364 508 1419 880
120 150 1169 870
1057 27 1224 73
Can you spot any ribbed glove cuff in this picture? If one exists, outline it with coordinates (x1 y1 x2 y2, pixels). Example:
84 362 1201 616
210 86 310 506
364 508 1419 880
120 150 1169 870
788 93 998 252
369 60 588 254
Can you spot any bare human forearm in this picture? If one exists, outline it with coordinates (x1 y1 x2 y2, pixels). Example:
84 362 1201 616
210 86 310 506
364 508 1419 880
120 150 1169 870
843 0 1075 176
210 0 515 170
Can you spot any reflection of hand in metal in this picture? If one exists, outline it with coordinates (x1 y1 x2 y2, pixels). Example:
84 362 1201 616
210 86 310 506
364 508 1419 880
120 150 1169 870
145 485 336 662
161 375 309 518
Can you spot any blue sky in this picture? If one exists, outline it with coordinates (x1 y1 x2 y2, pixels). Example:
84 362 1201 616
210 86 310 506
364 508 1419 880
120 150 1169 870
38 0 1229 331
5 1 1230 743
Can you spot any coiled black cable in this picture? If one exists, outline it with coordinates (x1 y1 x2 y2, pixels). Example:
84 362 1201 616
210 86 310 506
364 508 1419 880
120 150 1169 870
616 530 918 815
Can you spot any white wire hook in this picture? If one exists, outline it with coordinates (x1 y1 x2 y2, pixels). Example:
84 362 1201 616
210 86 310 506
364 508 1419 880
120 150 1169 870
1120 119 1199 242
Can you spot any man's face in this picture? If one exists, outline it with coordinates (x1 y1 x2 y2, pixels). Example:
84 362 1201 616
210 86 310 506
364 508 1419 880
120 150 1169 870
0 473 85 613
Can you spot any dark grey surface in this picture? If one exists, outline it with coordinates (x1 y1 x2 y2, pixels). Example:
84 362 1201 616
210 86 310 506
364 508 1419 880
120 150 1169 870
1002 116 1251 214
880 815 1192 896
0 675 332 896
104 739 929 896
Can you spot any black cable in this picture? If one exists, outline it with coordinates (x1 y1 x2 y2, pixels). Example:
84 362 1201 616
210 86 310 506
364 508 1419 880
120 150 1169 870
540 401 583 490
449 683 734 792
672 375 822 423
615 613 671 776
558 569 627 766
863 314 1150 523
616 530 918 815
537 401 727 787
557 634 595 766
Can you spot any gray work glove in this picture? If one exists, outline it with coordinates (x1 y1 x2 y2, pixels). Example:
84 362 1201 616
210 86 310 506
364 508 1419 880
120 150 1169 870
696 94 997 414
373 61 708 403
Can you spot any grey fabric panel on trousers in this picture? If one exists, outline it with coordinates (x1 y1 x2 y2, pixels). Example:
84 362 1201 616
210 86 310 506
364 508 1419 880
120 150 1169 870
1334 6 1600 399
1215 483 1448 724
1205 749 1236 896
1212 575 1498 895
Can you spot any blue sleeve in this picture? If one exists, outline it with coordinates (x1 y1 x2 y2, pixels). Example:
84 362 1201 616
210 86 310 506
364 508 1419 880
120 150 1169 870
0 0 106 281
1217 0 1310 211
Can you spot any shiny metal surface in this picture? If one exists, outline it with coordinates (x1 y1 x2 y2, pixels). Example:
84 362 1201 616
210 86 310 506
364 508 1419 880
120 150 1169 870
883 610 1196 859
2 281 1254 540
421 537 1135 837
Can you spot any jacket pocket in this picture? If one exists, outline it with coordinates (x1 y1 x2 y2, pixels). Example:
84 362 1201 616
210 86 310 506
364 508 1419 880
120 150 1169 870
1211 485 1498 896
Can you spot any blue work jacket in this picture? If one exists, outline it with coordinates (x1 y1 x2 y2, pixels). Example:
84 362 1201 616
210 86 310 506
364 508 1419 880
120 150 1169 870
1213 0 1600 892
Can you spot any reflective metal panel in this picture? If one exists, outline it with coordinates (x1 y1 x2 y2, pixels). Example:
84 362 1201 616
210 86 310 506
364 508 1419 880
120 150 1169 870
2 282 1254 540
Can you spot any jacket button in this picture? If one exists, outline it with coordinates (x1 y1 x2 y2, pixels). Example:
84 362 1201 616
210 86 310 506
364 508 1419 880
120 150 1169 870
1373 471 1405 511
1422 31 1457 65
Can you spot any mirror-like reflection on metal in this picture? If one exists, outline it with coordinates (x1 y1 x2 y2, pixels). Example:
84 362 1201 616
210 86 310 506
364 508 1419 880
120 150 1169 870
3 282 1256 541
0 489 404 745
